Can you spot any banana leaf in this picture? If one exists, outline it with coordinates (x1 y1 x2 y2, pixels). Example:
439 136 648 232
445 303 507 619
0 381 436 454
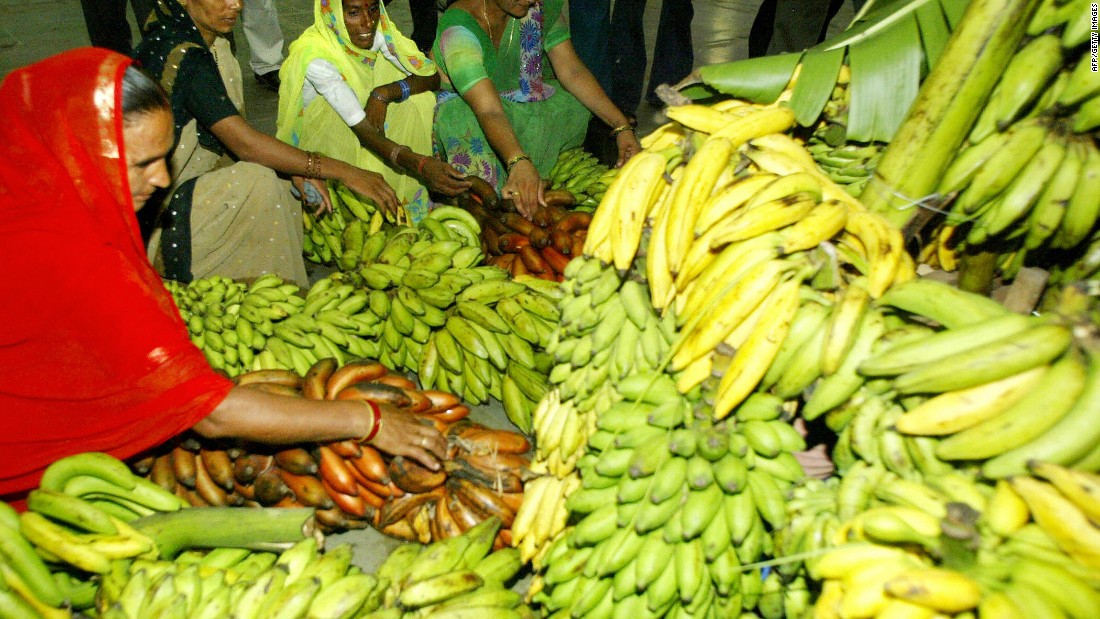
689 0 973 143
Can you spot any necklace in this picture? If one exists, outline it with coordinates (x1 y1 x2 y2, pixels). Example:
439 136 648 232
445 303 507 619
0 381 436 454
482 0 513 50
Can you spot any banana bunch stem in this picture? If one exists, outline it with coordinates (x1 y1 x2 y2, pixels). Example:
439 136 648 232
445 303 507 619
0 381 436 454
860 0 1041 230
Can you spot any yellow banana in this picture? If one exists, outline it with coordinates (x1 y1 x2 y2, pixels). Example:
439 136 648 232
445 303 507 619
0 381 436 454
1010 476 1100 570
894 364 1047 436
883 567 983 613
1029 461 1100 526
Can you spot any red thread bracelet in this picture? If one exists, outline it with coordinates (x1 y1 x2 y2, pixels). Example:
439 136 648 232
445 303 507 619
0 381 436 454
416 156 429 176
358 400 382 444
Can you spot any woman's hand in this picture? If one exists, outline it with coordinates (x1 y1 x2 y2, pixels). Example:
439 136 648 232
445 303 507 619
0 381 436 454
365 95 388 132
501 159 544 219
615 129 642 168
370 403 448 471
291 175 333 217
344 168 400 218
420 158 472 197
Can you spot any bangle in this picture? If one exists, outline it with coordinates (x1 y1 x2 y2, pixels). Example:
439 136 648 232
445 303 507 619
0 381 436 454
416 156 429 176
358 400 383 444
389 144 408 168
305 151 322 179
397 80 411 102
505 154 531 171
610 124 635 138
370 90 390 104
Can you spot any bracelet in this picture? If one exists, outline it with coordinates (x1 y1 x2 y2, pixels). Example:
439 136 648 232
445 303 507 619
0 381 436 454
305 151 322 179
389 144 409 168
610 124 635 138
416 156 429 176
397 80 411 102
505 154 531 171
358 399 383 444
370 90 390 104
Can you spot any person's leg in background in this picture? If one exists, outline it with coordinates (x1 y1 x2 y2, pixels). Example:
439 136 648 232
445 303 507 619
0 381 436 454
607 0 648 118
407 0 440 54
645 0 693 107
568 0 612 92
80 0 134 54
242 0 285 91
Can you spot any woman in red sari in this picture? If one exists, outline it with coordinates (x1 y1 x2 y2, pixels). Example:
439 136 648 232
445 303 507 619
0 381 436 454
0 48 446 501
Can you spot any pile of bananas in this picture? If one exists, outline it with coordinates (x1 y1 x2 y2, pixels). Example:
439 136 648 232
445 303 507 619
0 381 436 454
134 361 533 544
545 147 618 210
95 516 532 619
169 220 561 426
302 182 392 267
787 459 1100 617
802 72 888 198
454 179 595 281
920 3 1100 280
524 375 808 619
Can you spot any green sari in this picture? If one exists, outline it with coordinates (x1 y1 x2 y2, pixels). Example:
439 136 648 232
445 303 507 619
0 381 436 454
431 0 589 194
277 0 437 223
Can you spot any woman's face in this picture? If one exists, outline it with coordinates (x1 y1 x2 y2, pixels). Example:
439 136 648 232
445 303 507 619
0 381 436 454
343 0 381 50
181 0 242 45
123 108 174 212
494 0 537 19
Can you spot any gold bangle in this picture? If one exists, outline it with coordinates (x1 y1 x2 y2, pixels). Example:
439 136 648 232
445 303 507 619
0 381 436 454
357 400 382 444
610 124 635 138
505 154 531 171
305 151 322 179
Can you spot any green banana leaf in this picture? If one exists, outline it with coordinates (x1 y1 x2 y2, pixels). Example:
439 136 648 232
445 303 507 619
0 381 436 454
689 0 970 143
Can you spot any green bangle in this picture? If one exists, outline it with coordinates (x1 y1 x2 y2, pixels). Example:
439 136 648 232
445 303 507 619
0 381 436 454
506 154 531 170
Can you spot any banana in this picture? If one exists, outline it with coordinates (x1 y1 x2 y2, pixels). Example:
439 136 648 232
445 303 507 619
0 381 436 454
1024 138 1084 249
1011 556 1100 618
1029 461 1100 526
713 275 802 419
1053 138 1100 249
842 210 903 298
397 571 484 610
981 349 1100 479
18 511 112 574
979 130 1067 237
662 138 735 275
777 198 848 254
1009 476 1100 569
981 34 1064 137
601 152 671 271
873 276 1008 329
692 172 779 236
707 192 819 247
936 351 1086 460
984 479 1031 537
894 363 1047 436
954 118 1048 214
882 567 982 613
39 452 136 494
938 130 1013 196
808 542 912 581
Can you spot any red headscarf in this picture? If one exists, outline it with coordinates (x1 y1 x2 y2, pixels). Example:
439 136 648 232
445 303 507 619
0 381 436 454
0 48 233 500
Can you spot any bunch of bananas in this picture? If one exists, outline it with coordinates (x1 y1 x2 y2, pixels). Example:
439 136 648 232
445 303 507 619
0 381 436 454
918 3 1100 281
302 181 391 267
595 101 912 421
545 147 618 210
797 459 1100 618
525 375 809 619
806 140 884 198
136 361 533 544
96 516 532 619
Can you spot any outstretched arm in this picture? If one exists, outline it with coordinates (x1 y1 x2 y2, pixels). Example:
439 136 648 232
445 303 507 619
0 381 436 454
192 386 448 470
547 39 641 167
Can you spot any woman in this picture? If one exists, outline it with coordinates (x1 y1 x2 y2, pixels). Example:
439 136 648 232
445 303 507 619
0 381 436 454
0 48 447 500
135 0 401 288
432 0 642 218
278 0 470 224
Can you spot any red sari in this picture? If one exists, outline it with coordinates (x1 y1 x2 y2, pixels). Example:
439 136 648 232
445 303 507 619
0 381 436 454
0 49 234 500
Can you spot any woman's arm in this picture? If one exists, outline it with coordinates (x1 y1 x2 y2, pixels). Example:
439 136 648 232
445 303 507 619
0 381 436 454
191 386 448 470
350 72 471 196
210 115 401 215
461 78 543 217
547 40 642 167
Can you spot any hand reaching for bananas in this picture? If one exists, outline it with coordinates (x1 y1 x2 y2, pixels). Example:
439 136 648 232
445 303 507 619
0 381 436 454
371 404 449 472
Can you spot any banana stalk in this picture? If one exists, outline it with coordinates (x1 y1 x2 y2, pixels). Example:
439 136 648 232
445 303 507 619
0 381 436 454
860 0 1042 230
132 507 317 559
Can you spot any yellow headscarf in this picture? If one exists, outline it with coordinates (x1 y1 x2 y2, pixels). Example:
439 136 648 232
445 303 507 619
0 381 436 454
276 0 435 148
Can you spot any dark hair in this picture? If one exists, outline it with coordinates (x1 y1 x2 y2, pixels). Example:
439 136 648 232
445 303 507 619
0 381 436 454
121 65 169 119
